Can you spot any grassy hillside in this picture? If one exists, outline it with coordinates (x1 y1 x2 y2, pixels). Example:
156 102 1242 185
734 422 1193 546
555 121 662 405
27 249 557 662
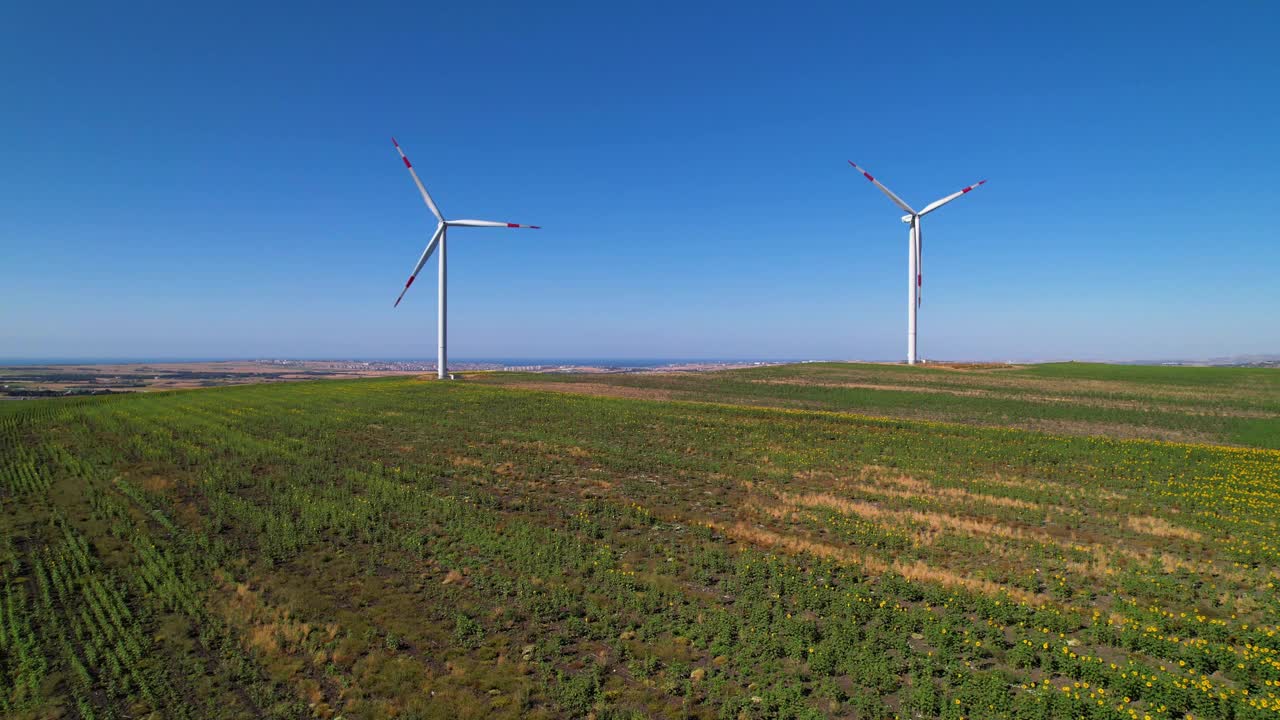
477 362 1280 448
3 369 1280 718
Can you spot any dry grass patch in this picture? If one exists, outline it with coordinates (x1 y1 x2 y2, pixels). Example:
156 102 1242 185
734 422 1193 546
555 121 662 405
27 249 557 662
776 491 1043 546
494 381 676 401
139 475 175 492
741 487 1248 594
1020 418 1218 444
211 572 346 716
1127 515 1203 542
748 378 988 397
859 472 1043 512
710 520 1042 606
794 467 1049 513
978 473 1131 503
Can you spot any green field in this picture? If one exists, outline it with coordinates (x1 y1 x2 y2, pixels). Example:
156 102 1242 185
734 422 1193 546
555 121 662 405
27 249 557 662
477 362 1280 448
3 363 1280 719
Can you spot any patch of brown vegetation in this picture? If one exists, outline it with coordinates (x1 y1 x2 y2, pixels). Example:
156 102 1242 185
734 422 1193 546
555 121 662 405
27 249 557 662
171 500 205 533
710 520 1043 605
495 381 676 401
752 378 988 397
220 577 336 657
749 378 1278 420
1019 418 1216 444
1127 515 1203 542
978 473 1128 502
850 470 1043 512
774 491 1042 546
748 486 1243 591
210 572 344 715
139 475 175 492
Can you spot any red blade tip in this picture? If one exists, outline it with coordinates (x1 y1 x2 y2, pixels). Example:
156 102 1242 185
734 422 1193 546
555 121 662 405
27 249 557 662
848 161 873 180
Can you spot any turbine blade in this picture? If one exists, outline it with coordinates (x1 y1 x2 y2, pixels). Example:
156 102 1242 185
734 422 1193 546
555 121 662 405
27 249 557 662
918 179 987 217
448 219 541 229
393 223 445 308
848 161 916 215
392 137 444 221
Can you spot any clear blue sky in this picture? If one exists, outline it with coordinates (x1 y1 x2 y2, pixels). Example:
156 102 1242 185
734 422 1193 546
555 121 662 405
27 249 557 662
3 2 1277 362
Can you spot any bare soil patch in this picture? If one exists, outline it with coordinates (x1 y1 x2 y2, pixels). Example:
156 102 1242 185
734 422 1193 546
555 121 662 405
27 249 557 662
748 378 1278 418
497 381 676 402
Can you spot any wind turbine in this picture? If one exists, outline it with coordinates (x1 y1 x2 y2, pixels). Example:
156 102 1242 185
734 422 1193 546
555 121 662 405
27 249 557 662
848 161 986 365
391 137 540 379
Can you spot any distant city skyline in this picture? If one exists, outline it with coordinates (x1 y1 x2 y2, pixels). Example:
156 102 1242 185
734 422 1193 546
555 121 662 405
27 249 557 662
3 3 1278 362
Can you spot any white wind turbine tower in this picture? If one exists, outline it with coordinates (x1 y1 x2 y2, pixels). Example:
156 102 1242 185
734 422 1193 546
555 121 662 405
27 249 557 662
391 137 540 379
848 161 986 365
